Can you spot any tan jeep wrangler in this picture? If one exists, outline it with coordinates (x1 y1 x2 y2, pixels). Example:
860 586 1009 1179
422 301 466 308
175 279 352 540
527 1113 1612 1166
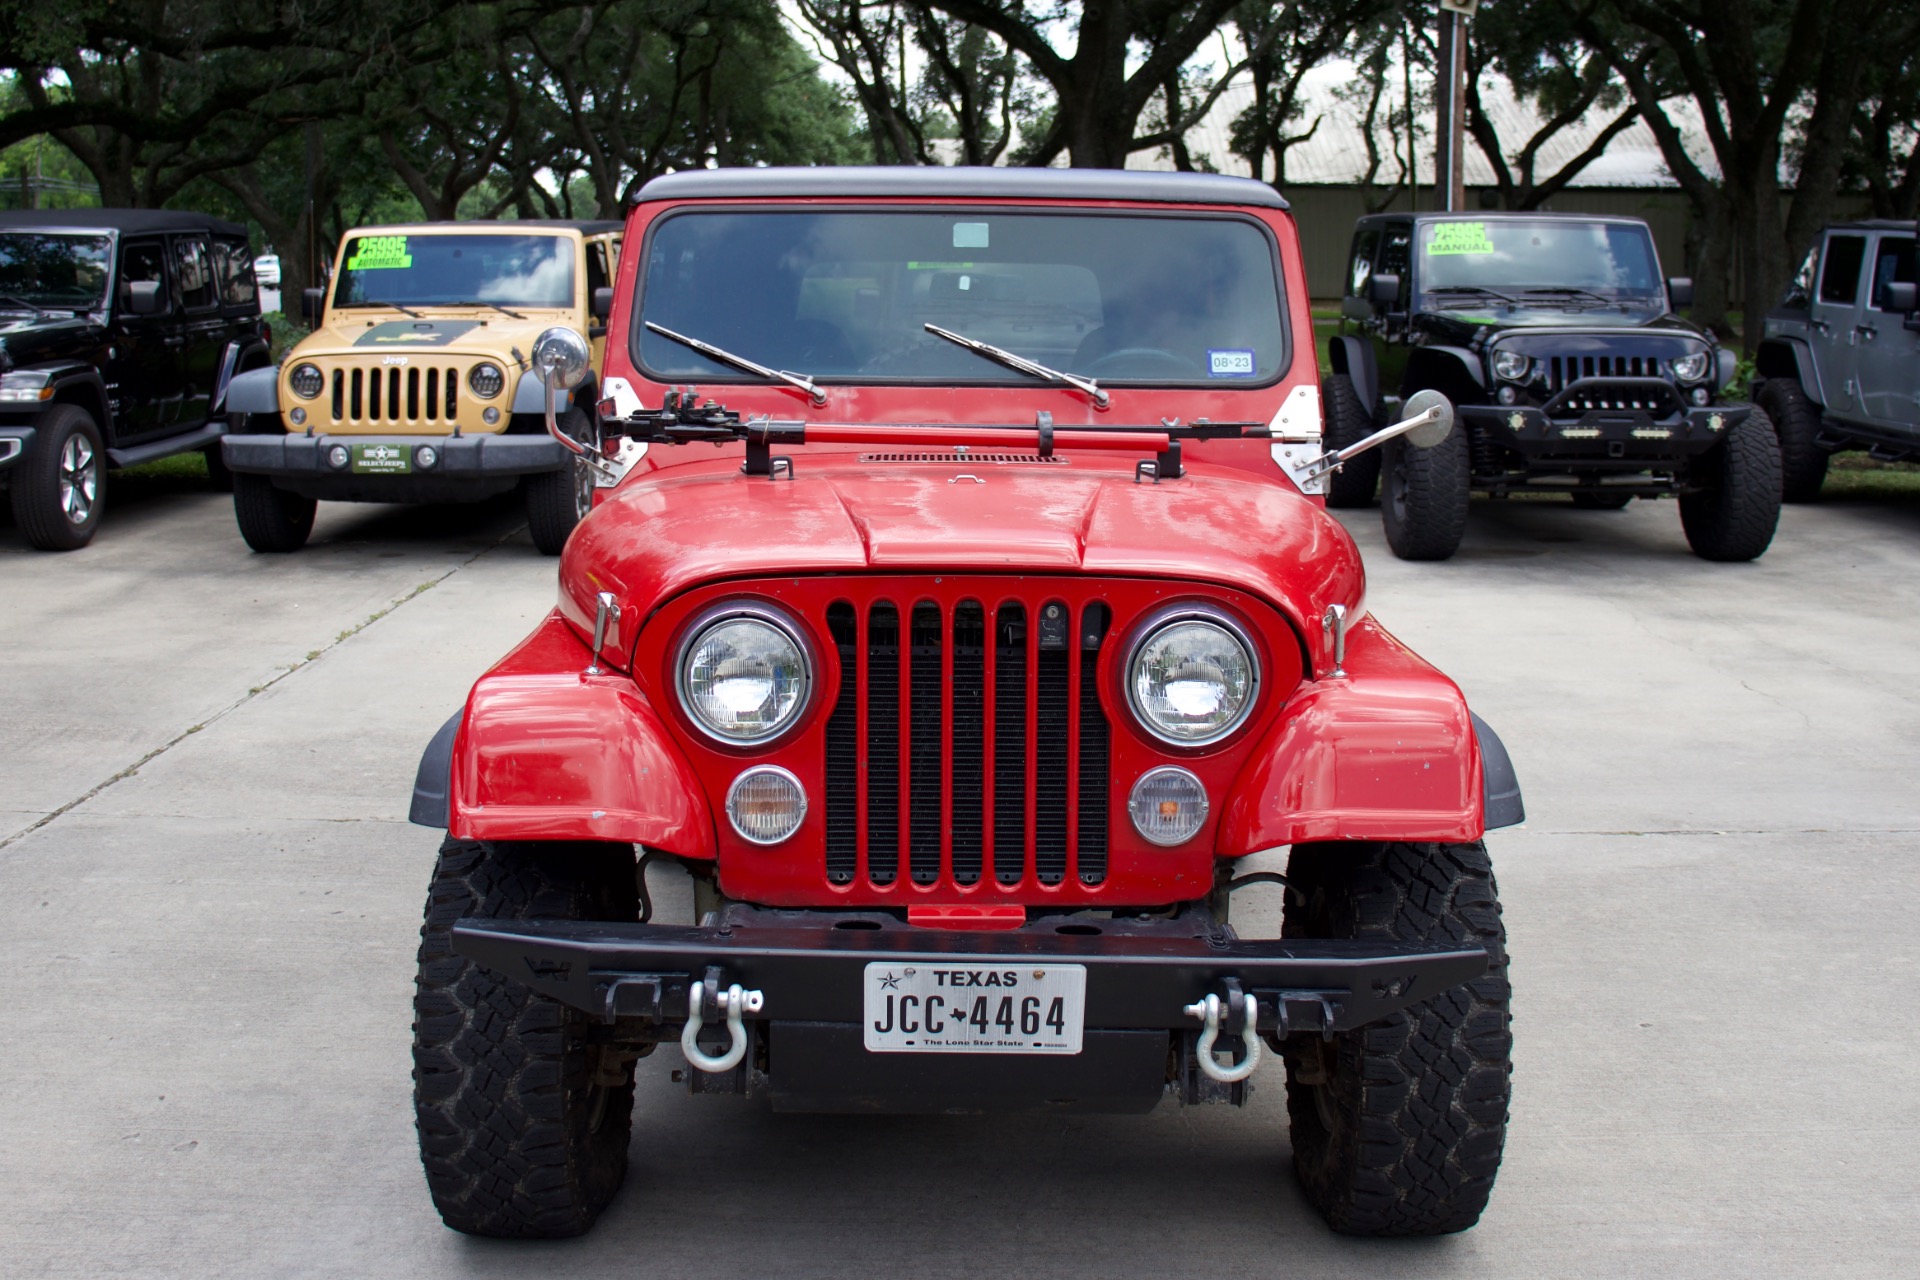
221 219 621 554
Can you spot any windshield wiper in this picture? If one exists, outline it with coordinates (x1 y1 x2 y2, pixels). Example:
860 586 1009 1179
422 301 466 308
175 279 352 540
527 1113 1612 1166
0 293 50 316
645 321 827 406
1425 285 1518 306
453 300 527 320
923 323 1110 409
1521 287 1613 305
338 300 424 319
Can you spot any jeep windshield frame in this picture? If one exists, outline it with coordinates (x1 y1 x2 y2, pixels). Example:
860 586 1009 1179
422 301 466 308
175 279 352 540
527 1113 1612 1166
331 232 576 310
631 206 1290 391
0 231 114 313
1414 218 1665 313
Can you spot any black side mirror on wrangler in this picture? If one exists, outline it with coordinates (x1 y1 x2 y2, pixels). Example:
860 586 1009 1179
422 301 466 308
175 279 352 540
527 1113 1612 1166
124 280 164 315
1667 277 1694 309
1368 273 1401 307
300 288 325 326
591 287 614 322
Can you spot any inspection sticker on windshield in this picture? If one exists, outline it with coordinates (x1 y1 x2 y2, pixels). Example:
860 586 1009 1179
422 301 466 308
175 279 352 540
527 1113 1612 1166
864 962 1085 1054
1209 349 1257 377
350 443 411 475
345 235 412 270
1426 222 1496 255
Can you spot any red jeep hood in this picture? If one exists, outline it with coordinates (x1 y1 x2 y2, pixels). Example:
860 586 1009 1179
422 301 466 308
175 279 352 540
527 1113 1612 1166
557 453 1363 649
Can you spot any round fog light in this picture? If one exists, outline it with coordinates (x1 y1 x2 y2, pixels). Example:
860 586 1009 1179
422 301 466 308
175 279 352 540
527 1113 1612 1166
1690 386 1710 405
415 445 438 468
727 766 807 845
289 407 306 426
1496 385 1519 405
1128 767 1208 846
327 444 350 469
482 407 501 425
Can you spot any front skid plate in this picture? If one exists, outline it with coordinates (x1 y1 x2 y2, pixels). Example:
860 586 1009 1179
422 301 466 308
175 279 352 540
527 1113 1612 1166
450 907 1487 1034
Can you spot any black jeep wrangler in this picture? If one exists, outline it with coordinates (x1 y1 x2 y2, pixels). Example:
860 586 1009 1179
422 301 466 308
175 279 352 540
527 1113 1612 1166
0 209 270 550
1754 220 1918 501
1329 212 1780 562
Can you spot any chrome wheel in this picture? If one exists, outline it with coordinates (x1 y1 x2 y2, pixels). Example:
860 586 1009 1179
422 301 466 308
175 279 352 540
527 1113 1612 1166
572 455 594 520
59 433 98 524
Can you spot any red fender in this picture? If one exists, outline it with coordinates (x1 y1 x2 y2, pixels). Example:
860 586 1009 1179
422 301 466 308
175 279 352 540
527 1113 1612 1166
1218 617 1485 849
447 613 715 855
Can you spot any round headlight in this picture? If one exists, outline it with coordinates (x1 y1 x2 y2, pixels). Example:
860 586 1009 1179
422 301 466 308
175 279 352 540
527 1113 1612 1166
1128 767 1209 846
467 363 504 398
1126 610 1258 747
679 608 811 744
1670 352 1711 383
1492 350 1532 382
289 363 324 399
726 766 807 845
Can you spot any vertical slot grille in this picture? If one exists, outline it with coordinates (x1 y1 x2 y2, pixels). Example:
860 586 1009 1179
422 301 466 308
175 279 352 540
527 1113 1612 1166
993 603 1028 884
865 603 900 885
951 603 986 885
1034 601 1070 885
331 370 344 421
824 603 859 885
909 603 944 884
1076 604 1110 883
349 368 364 420
817 589 1112 895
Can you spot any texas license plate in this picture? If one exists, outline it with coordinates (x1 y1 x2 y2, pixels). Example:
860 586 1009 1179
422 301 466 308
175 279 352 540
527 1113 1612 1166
350 442 411 474
863 961 1086 1054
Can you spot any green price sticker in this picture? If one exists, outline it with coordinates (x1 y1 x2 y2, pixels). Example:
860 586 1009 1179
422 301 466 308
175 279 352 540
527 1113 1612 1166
346 235 412 270
1426 222 1496 255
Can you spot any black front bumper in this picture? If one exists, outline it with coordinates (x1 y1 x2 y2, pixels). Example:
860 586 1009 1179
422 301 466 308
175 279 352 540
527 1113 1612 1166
223 431 568 503
1461 390 1748 464
454 905 1487 1111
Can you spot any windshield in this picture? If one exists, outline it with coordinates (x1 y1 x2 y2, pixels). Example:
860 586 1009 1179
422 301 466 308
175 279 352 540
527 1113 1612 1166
332 233 574 309
1417 219 1661 302
637 210 1287 385
0 232 113 311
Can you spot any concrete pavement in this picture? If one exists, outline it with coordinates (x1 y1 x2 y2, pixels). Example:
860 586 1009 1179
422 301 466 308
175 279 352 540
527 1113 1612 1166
1 479 1916 1277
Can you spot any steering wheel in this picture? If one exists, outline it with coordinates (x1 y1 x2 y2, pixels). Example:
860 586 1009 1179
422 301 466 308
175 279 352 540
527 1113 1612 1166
1083 347 1204 378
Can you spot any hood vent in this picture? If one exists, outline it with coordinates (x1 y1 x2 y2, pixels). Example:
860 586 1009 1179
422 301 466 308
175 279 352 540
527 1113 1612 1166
859 452 1065 464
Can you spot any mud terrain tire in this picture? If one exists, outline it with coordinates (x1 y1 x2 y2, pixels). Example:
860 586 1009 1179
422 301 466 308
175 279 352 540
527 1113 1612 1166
1679 408 1782 562
1283 840 1512 1236
413 837 639 1237
1321 374 1381 508
1753 377 1828 503
525 407 595 555
1380 423 1470 561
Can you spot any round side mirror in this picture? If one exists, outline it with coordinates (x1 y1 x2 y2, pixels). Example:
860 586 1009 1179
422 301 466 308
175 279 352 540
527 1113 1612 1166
533 326 592 391
1401 389 1455 449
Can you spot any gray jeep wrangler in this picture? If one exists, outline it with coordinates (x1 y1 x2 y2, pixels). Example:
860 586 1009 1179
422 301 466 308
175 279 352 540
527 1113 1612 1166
1755 221 1918 500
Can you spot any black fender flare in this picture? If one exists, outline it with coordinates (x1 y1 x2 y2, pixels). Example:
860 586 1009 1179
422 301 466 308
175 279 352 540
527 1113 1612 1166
1402 346 1486 410
1753 337 1825 408
1471 713 1525 830
212 338 274 415
1326 334 1380 410
408 710 463 828
33 364 116 439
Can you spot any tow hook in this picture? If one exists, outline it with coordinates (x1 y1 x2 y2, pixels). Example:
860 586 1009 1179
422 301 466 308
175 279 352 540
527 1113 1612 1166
1184 978 1261 1083
680 977 765 1074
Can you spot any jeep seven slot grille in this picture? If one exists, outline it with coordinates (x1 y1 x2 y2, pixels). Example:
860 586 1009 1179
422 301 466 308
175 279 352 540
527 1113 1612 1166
1545 353 1665 391
328 366 460 426
823 593 1111 890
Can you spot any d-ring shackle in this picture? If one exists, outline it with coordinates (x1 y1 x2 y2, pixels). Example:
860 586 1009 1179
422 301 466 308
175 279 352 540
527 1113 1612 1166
680 980 765 1074
1183 991 1262 1083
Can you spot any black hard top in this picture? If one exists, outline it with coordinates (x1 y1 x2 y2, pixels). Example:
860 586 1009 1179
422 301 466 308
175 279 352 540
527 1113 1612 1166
634 166 1289 210
1821 219 1917 233
0 207 249 237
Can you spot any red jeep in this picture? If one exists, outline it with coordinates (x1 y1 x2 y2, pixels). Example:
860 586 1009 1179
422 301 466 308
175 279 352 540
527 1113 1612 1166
407 169 1521 1240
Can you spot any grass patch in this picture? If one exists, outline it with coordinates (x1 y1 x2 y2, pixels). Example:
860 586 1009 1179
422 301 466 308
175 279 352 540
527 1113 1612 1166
115 451 210 482
1824 454 1920 500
